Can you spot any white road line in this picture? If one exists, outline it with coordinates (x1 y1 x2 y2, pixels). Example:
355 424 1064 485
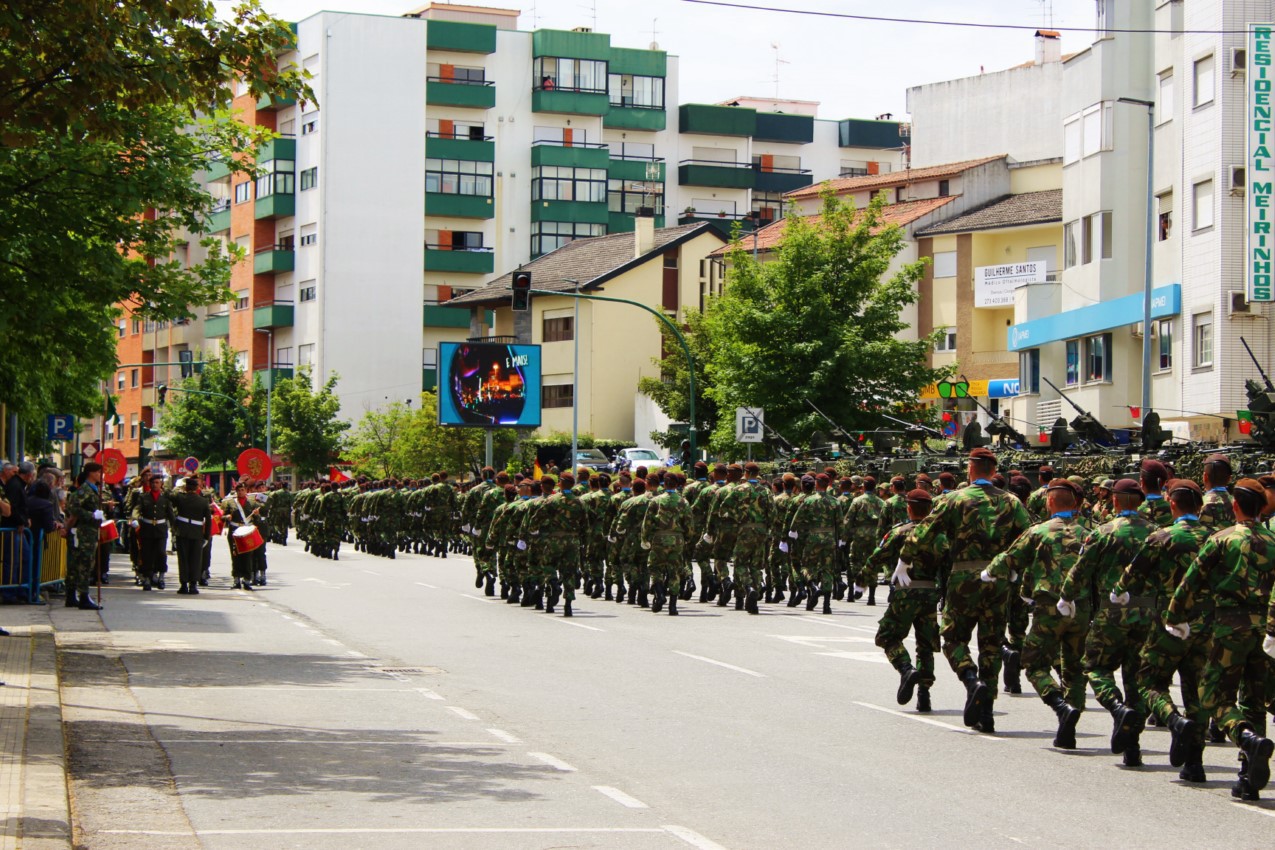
415 687 444 701
447 706 480 721
486 728 521 744
550 617 604 631
672 651 765 678
130 686 415 692
361 569 381 576
593 786 649 809
459 594 498 604
322 639 342 646
528 751 577 771
153 740 505 747
853 701 1007 741
345 650 366 657
664 824 730 850
100 828 668 836
1233 802 1275 818
415 582 438 589
799 615 878 633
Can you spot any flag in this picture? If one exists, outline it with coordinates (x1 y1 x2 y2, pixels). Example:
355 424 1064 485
533 460 543 479
329 466 349 483
1129 406 1141 421
104 393 121 427
1038 430 1049 444
1238 410 1253 436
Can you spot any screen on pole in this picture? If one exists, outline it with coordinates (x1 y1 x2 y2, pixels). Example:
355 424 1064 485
438 342 542 428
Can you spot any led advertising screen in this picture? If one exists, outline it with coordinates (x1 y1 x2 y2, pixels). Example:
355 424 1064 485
437 342 542 428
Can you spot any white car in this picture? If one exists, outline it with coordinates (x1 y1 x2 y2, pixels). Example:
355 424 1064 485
612 447 666 472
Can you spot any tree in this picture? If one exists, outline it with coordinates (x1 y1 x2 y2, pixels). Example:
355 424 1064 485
346 395 516 479
159 344 258 475
660 190 951 454
270 373 349 479
637 307 717 450
346 402 414 479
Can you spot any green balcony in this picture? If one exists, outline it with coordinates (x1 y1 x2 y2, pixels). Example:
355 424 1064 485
426 19 497 53
609 46 666 77
679 103 756 137
206 206 231 234
604 106 667 131
425 192 494 219
532 88 610 116
754 111 814 144
678 161 755 189
532 29 610 60
425 135 495 161
427 79 496 110
531 200 609 225
253 247 294 275
253 302 294 330
424 248 495 275
422 368 437 392
256 93 296 111
608 212 665 232
423 304 472 328
258 136 296 163
608 158 665 182
206 158 231 182
677 213 759 239
754 168 814 194
255 367 294 389
839 118 908 149
204 312 230 338
254 192 295 220
531 142 610 169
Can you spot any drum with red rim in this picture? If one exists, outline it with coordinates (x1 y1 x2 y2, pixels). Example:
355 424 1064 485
99 522 120 544
232 525 263 555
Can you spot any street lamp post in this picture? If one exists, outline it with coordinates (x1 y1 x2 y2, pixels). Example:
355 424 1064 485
1118 95 1156 419
563 279 580 475
255 328 274 460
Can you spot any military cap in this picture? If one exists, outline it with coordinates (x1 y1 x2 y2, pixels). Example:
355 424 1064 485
863 476 877 489
1166 478 1202 497
693 460 708 473
1047 478 1084 500
851 475 863 485
990 474 1006 487
1235 477 1265 497
1141 459 1169 478
744 462 761 476
915 473 932 484
540 474 557 486
815 473 830 486
800 474 815 486
1099 477 1115 490
1067 475 1087 488
1260 475 1275 490
891 475 906 485
905 488 933 504
559 472 575 488
1204 453 1232 470
938 472 957 489
1112 478 1144 497
969 447 997 462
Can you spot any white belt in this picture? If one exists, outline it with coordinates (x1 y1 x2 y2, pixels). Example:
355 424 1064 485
141 518 168 525
177 516 203 525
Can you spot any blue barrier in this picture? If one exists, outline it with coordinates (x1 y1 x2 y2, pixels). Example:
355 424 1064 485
0 527 36 603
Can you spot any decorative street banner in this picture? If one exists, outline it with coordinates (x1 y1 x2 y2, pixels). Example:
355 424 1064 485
1248 23 1275 302
974 261 1045 308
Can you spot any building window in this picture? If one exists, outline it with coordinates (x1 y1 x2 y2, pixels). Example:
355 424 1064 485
234 350 248 372
300 224 317 246
1157 319 1173 371
1193 54 1215 107
300 284 316 302
1157 71 1174 125
530 221 604 257
299 167 317 190
533 56 607 93
426 158 494 196
132 318 141 334
255 158 294 199
428 118 487 140
607 179 663 215
543 316 574 342
1084 333 1112 383
1081 102 1113 157
608 141 656 161
938 179 950 197
234 289 249 310
130 413 138 441
1063 116 1080 165
1082 211 1112 263
608 73 664 109
932 251 957 278
1192 179 1214 230
298 343 315 369
543 383 574 408
276 346 293 367
531 165 607 203
130 368 139 388
751 192 785 225
301 112 318 135
426 229 485 251
1065 339 1080 386
1064 220 1078 268
1019 348 1041 394
1157 191 1173 241
117 320 126 338
234 180 252 204
934 328 957 352
1193 312 1213 368
428 63 486 84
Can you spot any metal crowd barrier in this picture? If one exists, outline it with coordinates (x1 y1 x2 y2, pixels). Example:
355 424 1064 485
36 530 67 596
0 527 35 602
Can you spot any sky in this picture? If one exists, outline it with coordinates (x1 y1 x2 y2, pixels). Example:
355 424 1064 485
218 0 1098 118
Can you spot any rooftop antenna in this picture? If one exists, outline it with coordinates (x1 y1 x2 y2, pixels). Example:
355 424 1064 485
529 0 539 28
650 17 659 50
583 0 596 31
770 42 790 99
1035 0 1055 29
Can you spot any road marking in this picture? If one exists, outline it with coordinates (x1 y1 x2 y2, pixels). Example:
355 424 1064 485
346 650 366 657
817 651 889 664
153 740 505 747
528 751 577 771
550 617 604 631
131 686 417 693
593 786 649 808
280 615 295 620
322 639 342 646
100 828 668 836
415 582 438 589
447 706 480 721
361 569 381 576
415 687 444 701
799 615 878 633
664 824 730 850
770 635 874 647
459 594 498 604
853 701 1007 741
672 651 765 678
1233 802 1275 818
486 728 520 744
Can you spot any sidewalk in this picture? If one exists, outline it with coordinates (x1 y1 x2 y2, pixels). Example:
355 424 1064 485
0 601 71 850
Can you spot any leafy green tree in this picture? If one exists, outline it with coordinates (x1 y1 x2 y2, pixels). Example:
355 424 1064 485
346 395 516 479
270 373 349 479
159 345 258 475
637 307 717 450
346 402 414 479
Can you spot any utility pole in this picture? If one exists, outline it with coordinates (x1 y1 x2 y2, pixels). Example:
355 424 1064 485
563 279 580 474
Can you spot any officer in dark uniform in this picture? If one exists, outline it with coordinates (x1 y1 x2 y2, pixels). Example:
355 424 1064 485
170 476 212 595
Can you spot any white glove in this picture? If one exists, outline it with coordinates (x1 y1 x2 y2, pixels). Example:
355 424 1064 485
471 528 481 537
1009 571 1019 583
1109 591 1130 606
892 559 911 588
788 530 799 539
641 541 651 550
1056 599 1074 618
852 584 865 598
516 540 527 551
979 569 996 583
778 541 789 553
607 536 616 543
702 533 713 544
93 510 105 521
1165 622 1191 640
461 524 471 533
130 520 139 529
837 540 847 548
1264 635 1275 660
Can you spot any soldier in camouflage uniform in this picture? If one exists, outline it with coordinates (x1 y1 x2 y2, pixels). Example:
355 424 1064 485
503 479 537 606
1060 478 1157 765
578 473 610 599
987 478 1090 745
693 465 728 602
874 488 937 712
266 483 293 545
705 465 746 607
524 474 586 617
1138 459 1172 528
463 468 499 590
1167 479 1275 800
679 462 711 600
617 476 656 607
604 472 634 601
1112 479 1213 781
901 448 1031 734
642 472 694 616
786 473 840 615
845 475 884 604
1089 478 1114 525
1201 454 1234 530
714 463 774 614
767 474 796 603
1025 466 1054 523
64 463 106 610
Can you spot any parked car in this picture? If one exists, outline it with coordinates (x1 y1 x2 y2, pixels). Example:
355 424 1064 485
611 447 666 472
570 448 611 472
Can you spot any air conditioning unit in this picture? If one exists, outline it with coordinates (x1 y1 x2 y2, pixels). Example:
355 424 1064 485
1232 47 1248 76
572 26 593 33
1231 290 1256 317
1231 165 1247 196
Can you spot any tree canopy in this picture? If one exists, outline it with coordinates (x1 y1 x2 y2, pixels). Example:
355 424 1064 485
158 344 262 472
346 395 517 479
270 373 349 480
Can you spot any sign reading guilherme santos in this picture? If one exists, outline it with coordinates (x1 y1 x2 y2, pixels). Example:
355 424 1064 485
1249 23 1275 302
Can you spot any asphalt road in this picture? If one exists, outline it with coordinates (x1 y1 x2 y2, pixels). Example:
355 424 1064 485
52 537 1275 849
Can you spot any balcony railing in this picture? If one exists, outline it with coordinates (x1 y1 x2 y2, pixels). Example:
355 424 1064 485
427 75 494 87
839 167 870 178
426 131 495 141
531 138 611 149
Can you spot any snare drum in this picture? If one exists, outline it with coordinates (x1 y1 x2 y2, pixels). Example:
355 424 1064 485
99 521 120 544
232 525 264 555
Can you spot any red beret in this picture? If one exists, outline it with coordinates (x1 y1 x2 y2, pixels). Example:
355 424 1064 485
1112 478 1144 497
1047 479 1084 500
969 447 997 463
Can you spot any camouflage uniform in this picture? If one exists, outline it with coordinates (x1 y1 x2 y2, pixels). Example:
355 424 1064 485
1202 487 1234 531
266 488 293 545
464 479 497 572
503 493 539 602
1025 486 1050 524
524 488 585 614
787 487 840 612
875 492 908 544
641 486 694 613
846 490 885 593
604 486 633 596
65 483 105 600
577 485 610 593
681 475 711 590
615 490 654 603
727 478 775 608
874 517 942 693
704 481 745 599
768 487 793 598
693 480 728 598
1139 494 1173 528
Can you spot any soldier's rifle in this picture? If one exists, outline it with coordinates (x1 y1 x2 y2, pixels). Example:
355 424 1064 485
1040 376 1118 446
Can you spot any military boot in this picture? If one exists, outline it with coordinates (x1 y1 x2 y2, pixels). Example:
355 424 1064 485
1233 761 1261 801
637 585 649 609
78 594 103 610
1001 646 1022 694
1122 743 1143 767
866 583 877 606
976 703 995 734
745 588 760 615
786 587 801 608
1179 749 1207 783
961 668 990 728
627 583 638 605
591 581 603 599
533 585 545 610
821 591 832 615
915 686 932 714
1240 728 1275 790
500 582 509 600
668 594 679 615
484 573 496 597
604 583 614 601
1209 718 1227 744
1166 713 1196 768
65 590 79 608
773 583 785 603
680 578 695 601
562 599 572 618
716 581 732 607
583 576 594 597
895 662 923 706
1044 692 1081 749
699 580 712 604
734 587 745 611
1109 703 1143 755
805 584 819 611
474 567 484 589
834 580 847 601
507 583 522 605
651 584 665 613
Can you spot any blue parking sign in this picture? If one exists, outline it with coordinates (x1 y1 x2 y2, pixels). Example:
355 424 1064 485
46 414 75 441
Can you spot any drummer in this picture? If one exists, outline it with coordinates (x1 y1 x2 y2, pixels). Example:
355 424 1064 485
222 481 263 591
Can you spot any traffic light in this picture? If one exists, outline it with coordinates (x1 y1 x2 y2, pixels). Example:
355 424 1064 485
139 423 156 440
157 384 168 405
511 270 532 312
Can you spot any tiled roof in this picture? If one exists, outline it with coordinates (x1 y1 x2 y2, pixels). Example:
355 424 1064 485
448 222 722 307
913 189 1062 237
784 155 1006 200
707 196 958 258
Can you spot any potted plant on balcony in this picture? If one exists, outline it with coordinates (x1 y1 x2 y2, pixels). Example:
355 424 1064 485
717 211 727 218
683 206 695 214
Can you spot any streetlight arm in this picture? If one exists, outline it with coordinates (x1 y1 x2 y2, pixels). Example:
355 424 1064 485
162 385 257 450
